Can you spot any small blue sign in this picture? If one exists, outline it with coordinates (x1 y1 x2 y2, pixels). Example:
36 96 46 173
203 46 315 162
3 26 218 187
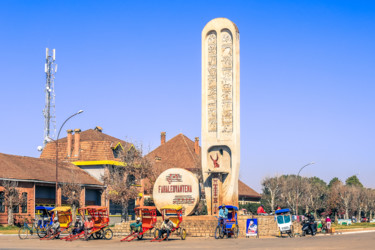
246 218 258 237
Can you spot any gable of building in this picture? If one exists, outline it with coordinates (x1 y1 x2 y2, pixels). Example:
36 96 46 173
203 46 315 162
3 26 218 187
40 128 131 163
145 133 201 173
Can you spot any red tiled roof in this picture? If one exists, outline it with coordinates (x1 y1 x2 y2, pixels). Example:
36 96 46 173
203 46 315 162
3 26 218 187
0 153 102 186
238 180 261 198
145 134 201 174
40 129 131 162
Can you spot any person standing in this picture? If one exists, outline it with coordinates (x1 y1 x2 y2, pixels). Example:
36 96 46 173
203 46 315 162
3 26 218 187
326 216 332 230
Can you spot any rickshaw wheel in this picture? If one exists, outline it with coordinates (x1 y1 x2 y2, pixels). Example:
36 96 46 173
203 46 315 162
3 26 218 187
233 225 239 238
215 226 224 239
137 233 144 240
104 228 113 240
37 228 47 238
181 228 187 240
154 228 160 239
93 230 103 239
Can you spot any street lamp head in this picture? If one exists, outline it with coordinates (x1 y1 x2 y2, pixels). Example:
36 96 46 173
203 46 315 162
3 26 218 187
77 110 84 114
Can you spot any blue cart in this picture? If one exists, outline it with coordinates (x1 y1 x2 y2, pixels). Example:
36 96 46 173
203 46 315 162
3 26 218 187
35 206 54 238
215 205 239 239
275 208 294 238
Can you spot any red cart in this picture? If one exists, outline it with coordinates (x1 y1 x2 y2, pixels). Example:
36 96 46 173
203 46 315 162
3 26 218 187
121 206 158 242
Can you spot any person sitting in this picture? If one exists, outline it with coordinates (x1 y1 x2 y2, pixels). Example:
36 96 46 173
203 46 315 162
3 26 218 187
130 217 142 233
84 217 94 240
159 216 174 240
72 217 84 235
49 217 60 235
219 204 229 228
257 205 267 215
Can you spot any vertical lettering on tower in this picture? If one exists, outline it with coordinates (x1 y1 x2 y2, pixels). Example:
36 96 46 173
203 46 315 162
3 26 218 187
207 31 217 133
220 29 233 133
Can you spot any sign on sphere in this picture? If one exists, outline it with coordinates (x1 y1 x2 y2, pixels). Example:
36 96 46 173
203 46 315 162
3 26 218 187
153 168 200 215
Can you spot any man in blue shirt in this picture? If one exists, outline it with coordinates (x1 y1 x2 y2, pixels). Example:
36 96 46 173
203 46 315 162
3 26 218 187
219 204 228 228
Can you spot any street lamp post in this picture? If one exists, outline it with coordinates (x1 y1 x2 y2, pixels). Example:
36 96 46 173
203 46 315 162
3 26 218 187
295 162 315 216
55 110 83 206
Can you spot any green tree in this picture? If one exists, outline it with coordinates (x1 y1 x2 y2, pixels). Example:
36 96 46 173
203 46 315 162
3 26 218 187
306 177 328 217
328 177 341 189
346 175 363 187
239 203 260 215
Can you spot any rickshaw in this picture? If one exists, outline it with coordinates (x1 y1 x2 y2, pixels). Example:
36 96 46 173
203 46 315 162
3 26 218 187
121 206 158 242
215 205 239 239
41 206 72 240
35 206 54 238
275 208 294 238
67 206 113 241
151 205 187 242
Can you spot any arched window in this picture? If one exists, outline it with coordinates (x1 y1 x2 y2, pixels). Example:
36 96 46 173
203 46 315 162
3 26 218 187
21 192 27 213
0 192 5 213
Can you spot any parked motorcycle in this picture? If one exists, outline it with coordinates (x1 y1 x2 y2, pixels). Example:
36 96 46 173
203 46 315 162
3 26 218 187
301 219 317 236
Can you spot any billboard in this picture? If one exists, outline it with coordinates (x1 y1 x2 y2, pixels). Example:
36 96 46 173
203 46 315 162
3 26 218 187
246 218 258 237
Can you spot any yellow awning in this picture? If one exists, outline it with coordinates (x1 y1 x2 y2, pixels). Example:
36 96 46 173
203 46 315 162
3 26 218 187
72 160 126 167
52 206 71 212
161 205 183 211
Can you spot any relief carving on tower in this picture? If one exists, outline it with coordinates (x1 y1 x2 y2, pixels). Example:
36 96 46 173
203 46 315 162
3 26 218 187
221 30 233 133
207 31 217 132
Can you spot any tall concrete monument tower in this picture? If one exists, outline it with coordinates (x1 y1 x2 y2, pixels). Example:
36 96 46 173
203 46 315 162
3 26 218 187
201 18 240 215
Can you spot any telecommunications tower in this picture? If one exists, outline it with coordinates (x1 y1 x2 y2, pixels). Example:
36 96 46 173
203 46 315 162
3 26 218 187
42 48 58 148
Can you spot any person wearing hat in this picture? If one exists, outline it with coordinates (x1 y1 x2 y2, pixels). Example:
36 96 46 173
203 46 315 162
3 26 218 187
159 216 174 240
130 217 142 233
219 204 229 228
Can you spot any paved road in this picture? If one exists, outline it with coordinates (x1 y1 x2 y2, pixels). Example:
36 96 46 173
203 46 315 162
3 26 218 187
1 232 374 250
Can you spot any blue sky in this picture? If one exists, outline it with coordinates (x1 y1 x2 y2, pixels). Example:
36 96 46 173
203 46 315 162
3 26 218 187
0 0 374 192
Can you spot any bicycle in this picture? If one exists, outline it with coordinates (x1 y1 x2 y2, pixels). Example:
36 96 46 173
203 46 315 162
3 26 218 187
18 218 37 240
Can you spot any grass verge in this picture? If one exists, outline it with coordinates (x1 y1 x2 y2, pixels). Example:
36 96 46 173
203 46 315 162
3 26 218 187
333 222 375 230
0 225 20 234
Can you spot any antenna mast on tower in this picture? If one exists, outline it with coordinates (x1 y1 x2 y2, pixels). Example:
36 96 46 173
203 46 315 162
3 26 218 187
42 48 57 147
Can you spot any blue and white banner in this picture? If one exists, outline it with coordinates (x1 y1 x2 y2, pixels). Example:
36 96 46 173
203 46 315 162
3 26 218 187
246 218 258 237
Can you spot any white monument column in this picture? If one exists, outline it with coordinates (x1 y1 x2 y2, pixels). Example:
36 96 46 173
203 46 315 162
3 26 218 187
201 18 240 215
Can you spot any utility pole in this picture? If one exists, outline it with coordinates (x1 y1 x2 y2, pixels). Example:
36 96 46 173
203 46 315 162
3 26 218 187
42 48 57 148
